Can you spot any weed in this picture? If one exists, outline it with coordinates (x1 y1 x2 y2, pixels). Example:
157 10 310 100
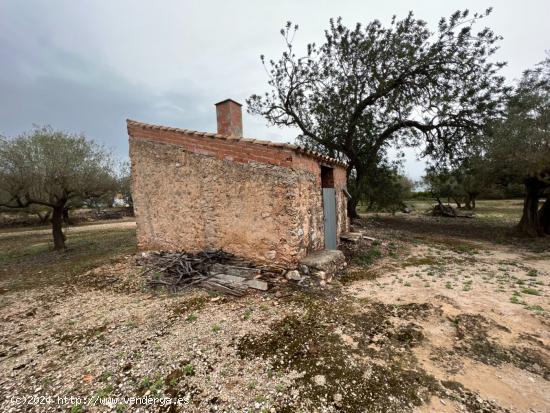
183 363 195 376
185 314 198 322
255 394 267 403
212 323 221 333
526 305 544 314
510 295 521 304
354 247 383 267
521 288 541 296
99 371 113 382
70 405 83 413
94 384 113 399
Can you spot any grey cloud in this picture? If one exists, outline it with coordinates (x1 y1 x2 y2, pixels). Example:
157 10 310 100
1 0 549 180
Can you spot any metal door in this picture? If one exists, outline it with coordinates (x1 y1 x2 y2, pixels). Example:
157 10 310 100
322 188 337 249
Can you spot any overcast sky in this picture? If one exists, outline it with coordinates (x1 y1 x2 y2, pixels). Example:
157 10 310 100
1 1 549 180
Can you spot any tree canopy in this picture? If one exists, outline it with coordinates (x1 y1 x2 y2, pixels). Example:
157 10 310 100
0 126 116 249
248 9 508 216
485 57 550 236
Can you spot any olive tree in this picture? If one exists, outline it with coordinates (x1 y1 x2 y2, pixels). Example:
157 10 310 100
0 126 116 249
248 10 507 217
486 57 550 236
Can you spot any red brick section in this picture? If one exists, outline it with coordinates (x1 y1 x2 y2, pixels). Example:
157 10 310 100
127 122 342 177
215 99 243 137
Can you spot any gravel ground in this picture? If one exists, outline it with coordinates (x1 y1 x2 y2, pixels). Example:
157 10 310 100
0 210 549 412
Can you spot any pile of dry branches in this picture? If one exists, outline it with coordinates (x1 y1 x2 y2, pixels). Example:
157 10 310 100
138 250 271 296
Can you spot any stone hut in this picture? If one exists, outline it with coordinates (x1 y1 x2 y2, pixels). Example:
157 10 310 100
127 99 349 266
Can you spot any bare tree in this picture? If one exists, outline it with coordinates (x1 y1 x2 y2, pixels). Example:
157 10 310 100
0 126 116 250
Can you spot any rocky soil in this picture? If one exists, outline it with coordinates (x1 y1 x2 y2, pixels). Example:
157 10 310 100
0 212 548 412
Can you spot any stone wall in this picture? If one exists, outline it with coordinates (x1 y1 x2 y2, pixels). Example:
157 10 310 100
128 122 349 265
131 138 334 265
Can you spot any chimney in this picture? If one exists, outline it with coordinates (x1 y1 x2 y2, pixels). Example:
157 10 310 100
215 99 243 137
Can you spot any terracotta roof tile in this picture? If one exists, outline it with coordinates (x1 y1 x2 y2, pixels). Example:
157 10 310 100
126 119 346 167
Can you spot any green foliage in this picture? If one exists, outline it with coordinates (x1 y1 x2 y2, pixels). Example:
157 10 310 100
183 363 195 376
185 313 198 322
484 57 550 236
486 57 550 189
359 163 412 213
0 126 117 248
521 288 541 296
354 247 383 267
0 126 116 209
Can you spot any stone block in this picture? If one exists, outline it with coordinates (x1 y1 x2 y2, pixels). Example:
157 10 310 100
246 279 269 291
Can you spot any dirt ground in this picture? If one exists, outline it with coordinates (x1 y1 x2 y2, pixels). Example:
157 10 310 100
0 200 548 412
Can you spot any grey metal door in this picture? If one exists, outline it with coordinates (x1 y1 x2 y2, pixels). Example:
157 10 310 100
322 188 337 249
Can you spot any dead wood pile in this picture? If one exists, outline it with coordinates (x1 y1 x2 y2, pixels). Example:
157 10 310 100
138 250 279 296
431 204 476 218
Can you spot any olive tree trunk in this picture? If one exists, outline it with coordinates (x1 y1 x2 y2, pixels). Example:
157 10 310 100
539 197 550 235
51 205 66 250
517 180 544 237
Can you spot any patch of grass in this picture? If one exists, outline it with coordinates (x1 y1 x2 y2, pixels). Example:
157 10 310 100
99 371 113 382
211 323 221 333
445 282 453 289
185 314 198 322
115 404 126 413
402 256 440 267
527 269 538 277
521 288 541 296
243 308 253 320
94 384 113 399
182 363 195 376
526 305 544 314
70 405 83 413
255 394 267 403
354 247 383 267
0 226 136 293
139 375 164 396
